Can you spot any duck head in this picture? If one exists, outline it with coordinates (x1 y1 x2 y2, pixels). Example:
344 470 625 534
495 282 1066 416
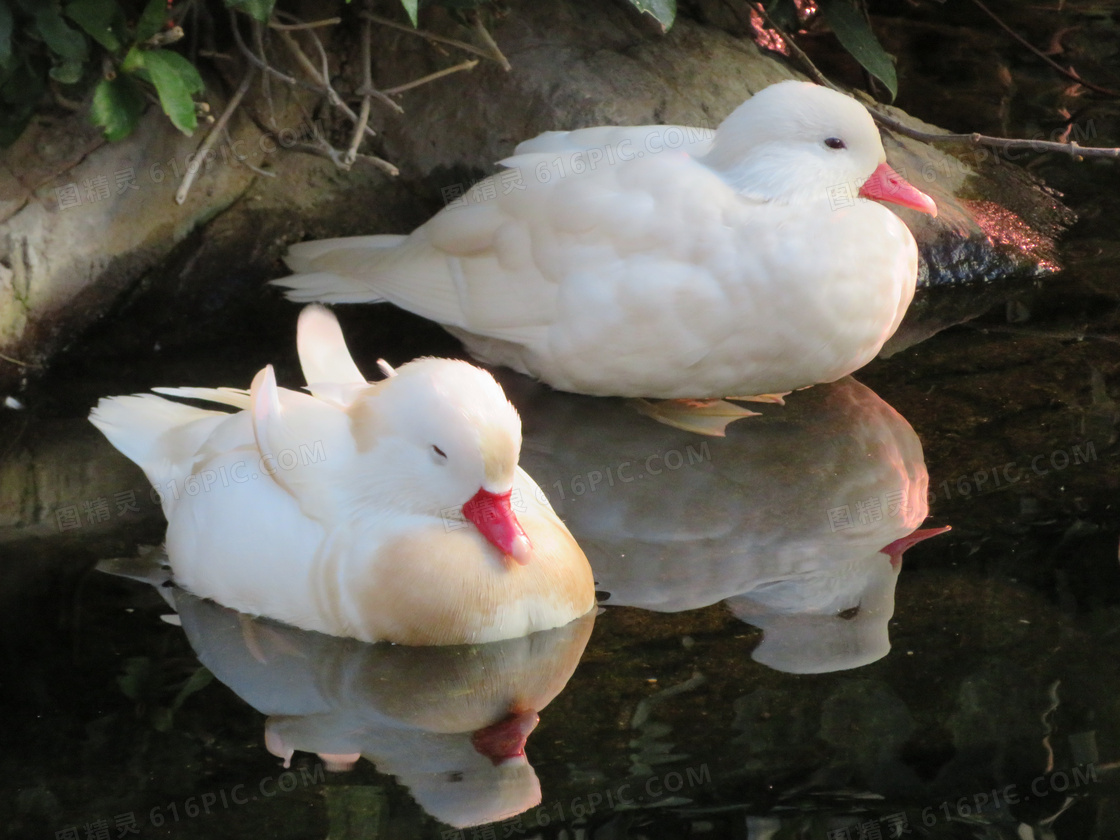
346 358 533 565
700 80 936 216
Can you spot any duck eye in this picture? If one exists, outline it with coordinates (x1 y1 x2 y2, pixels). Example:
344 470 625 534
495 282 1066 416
431 445 448 460
837 605 861 620
824 137 846 150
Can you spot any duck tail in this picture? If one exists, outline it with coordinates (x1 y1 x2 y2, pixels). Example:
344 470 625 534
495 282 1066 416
272 235 407 303
89 394 228 496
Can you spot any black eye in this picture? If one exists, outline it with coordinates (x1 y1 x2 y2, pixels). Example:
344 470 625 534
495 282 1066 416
824 137 846 150
837 606 861 620
432 445 447 459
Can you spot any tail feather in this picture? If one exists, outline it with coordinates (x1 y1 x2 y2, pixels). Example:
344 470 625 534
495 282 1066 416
270 272 385 304
89 394 231 491
273 235 407 304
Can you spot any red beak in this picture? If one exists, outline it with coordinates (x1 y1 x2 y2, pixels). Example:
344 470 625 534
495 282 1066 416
471 710 540 766
462 488 533 565
859 162 938 217
880 525 951 568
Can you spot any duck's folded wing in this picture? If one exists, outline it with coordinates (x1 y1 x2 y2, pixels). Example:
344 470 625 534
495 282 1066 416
249 365 354 522
511 123 714 158
276 149 745 353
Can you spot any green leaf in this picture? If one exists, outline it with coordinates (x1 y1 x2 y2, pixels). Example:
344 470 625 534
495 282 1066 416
134 0 167 42
399 0 418 26
34 5 88 61
49 58 84 83
625 0 676 32
91 74 143 140
224 0 277 24
821 1 897 101
137 48 204 135
120 44 144 75
0 3 13 68
66 0 122 51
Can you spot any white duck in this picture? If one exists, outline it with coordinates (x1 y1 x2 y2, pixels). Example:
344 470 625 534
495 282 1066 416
88 306 595 645
274 81 936 402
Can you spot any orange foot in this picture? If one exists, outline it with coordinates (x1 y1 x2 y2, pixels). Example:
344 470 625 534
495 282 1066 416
631 398 763 436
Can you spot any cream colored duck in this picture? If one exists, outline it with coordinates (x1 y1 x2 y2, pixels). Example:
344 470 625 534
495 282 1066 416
88 306 596 645
274 81 937 401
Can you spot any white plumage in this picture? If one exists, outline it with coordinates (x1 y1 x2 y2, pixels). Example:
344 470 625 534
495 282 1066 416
89 306 595 645
275 81 936 399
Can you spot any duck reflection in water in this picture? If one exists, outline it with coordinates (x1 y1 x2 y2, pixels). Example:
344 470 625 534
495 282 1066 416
100 556 593 830
504 374 949 674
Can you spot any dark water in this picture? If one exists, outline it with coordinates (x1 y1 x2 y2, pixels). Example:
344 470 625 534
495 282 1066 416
5 23 1120 840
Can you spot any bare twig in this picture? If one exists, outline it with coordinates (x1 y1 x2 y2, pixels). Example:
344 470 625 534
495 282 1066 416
345 12 374 167
0 351 41 368
229 8 398 176
869 107 1120 160
383 59 479 96
361 11 495 64
229 10 299 86
176 66 257 205
272 9 402 115
755 4 1120 162
970 0 1119 97
753 4 838 90
273 28 377 137
251 19 275 127
469 10 510 72
267 17 341 30
289 140 348 167
222 125 276 177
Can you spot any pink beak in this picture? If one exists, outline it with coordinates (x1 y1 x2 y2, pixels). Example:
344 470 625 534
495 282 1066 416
859 162 938 217
880 525 951 568
471 710 540 766
462 488 533 565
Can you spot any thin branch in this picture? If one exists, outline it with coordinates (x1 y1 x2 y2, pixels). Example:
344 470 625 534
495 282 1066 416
970 0 1119 97
176 66 257 205
469 10 510 72
361 11 495 63
229 10 299 86
273 28 377 138
273 9 402 115
251 19 275 127
869 107 1120 160
222 125 276 177
267 17 341 30
345 12 374 167
0 351 42 368
755 4 1120 163
382 58 479 96
753 4 838 90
